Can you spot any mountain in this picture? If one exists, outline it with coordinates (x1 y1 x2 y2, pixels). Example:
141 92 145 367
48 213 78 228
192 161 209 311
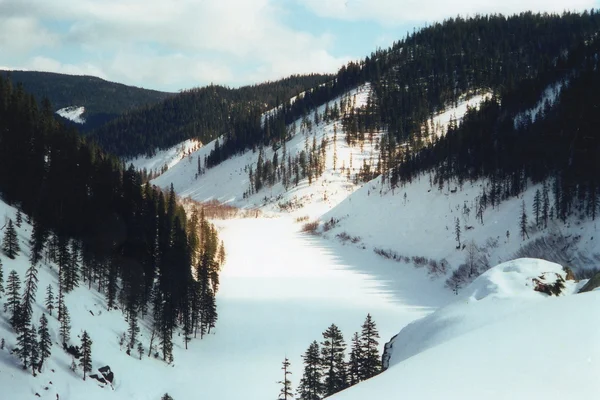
90 73 333 158
0 70 173 131
3 10 600 400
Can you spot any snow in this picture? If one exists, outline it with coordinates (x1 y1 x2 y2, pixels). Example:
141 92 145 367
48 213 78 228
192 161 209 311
0 198 448 400
514 81 566 128
125 139 201 175
329 258 600 400
56 106 86 124
154 84 384 219
424 92 492 139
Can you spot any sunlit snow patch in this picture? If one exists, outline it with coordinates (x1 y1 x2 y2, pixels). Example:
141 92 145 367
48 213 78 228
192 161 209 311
56 106 86 124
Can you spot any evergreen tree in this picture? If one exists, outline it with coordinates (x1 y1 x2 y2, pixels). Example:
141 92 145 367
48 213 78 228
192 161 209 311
128 311 140 351
21 264 39 323
533 189 541 227
0 258 4 298
455 217 461 249
320 324 347 396
5 270 20 322
137 341 144 360
161 394 174 400
347 332 362 386
15 210 22 227
542 181 550 228
520 200 529 241
2 219 20 259
297 341 323 400
359 314 381 381
277 357 293 400
79 330 93 380
29 324 39 375
60 306 71 344
45 285 55 316
15 314 34 368
38 314 52 371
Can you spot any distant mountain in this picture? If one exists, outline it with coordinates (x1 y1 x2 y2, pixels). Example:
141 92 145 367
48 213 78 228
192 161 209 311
89 73 333 158
0 70 173 131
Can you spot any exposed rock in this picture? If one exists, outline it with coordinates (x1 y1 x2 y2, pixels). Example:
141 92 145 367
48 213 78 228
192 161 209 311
533 272 565 296
579 271 600 293
98 365 114 383
89 374 107 385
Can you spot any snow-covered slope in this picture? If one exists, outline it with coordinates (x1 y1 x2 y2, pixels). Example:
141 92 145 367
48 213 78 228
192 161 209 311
126 138 201 175
329 258 600 400
56 106 85 124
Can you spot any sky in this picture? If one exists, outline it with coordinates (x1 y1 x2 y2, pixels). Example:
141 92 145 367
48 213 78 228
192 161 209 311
0 0 597 92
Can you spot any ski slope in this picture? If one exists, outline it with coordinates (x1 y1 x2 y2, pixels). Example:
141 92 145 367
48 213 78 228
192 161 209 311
329 258 600 400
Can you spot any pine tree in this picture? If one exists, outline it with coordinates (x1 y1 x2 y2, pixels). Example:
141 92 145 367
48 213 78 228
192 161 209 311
38 314 52 371
533 189 541 227
347 332 362 386
277 357 293 400
321 324 347 396
520 200 529 241
15 314 33 368
161 394 174 400
45 285 55 316
21 264 39 323
455 217 461 249
137 341 144 360
0 258 4 298
2 219 20 259
5 270 20 323
15 210 22 228
359 314 381 381
79 330 93 380
542 181 550 228
297 341 323 400
60 306 71 344
29 324 39 375
128 311 140 352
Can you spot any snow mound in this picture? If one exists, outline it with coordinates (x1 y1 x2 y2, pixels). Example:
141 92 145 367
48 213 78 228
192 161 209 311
56 106 86 124
383 258 580 368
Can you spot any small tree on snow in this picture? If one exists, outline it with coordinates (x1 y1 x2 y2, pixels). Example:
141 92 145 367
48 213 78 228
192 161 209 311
454 217 461 249
45 285 54 316
2 219 20 259
79 330 93 380
520 200 529 241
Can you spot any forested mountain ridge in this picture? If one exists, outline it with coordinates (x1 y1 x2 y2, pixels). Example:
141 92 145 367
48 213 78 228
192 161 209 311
90 74 332 158
0 70 173 131
0 75 224 372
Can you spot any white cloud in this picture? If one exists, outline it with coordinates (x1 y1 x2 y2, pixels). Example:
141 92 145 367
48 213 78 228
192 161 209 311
0 16 59 53
0 0 348 89
300 0 596 25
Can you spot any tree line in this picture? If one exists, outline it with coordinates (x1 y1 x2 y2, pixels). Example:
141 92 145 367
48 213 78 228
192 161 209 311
0 76 225 374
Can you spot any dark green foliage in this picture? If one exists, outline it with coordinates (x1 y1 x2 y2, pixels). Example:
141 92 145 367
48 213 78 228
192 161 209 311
359 314 381 381
45 285 54 316
320 324 347 396
5 270 20 321
29 324 39 375
1 70 172 131
21 265 39 323
15 314 34 368
38 314 52 371
161 394 174 400
347 332 361 386
90 74 331 158
137 341 144 360
15 210 22 227
0 258 4 297
60 305 71 344
2 219 20 259
79 330 92 380
297 341 323 400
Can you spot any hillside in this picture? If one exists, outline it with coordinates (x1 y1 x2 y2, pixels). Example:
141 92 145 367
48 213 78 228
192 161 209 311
328 258 600 400
90 74 332 158
0 70 173 131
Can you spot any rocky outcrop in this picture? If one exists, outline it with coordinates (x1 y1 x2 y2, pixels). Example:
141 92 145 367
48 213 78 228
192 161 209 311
579 271 600 293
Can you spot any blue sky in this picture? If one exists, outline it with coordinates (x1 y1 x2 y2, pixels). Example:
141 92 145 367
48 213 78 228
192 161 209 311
0 0 597 92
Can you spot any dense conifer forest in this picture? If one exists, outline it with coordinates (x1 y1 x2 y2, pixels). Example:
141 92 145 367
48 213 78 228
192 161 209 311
0 76 223 363
0 70 173 131
90 74 332 158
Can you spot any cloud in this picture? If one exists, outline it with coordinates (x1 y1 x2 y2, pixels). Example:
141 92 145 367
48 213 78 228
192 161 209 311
0 0 349 89
0 16 59 53
300 0 596 25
